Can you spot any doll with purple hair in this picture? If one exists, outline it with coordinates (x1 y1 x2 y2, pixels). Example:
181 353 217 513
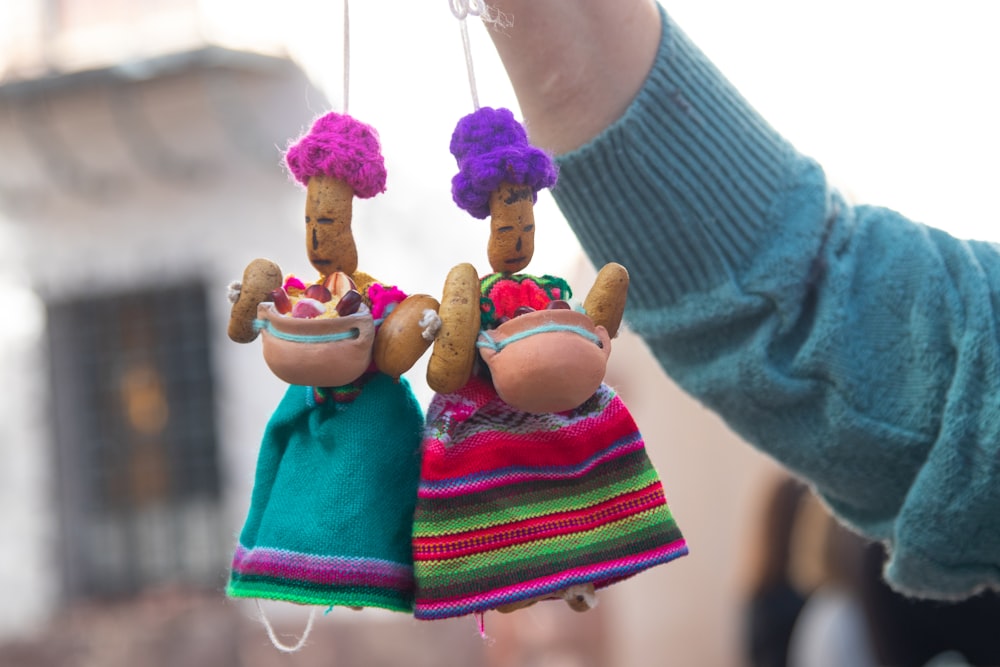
225 112 437 617
411 107 688 622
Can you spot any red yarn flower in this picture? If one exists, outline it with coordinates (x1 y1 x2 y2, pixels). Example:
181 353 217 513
487 278 552 321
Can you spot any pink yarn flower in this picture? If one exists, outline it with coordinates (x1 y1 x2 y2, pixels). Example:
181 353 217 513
368 283 408 321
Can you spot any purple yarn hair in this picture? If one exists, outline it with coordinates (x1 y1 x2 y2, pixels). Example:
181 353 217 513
450 107 558 219
285 112 387 199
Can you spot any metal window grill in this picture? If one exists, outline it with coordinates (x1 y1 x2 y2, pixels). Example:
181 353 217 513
46 282 225 599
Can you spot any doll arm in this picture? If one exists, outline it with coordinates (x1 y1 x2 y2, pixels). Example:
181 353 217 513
373 294 441 379
426 263 482 394
583 262 629 339
228 258 283 343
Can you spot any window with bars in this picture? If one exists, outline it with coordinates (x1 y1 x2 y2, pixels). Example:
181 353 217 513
46 282 225 599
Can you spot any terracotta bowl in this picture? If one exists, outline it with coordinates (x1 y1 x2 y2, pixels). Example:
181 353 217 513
256 302 374 387
478 309 612 413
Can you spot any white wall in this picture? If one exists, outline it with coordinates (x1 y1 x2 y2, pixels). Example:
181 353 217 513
0 56 323 639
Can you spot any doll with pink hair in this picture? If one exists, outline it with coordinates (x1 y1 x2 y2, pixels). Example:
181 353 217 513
226 112 437 615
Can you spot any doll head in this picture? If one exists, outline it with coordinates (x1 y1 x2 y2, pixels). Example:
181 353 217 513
450 107 557 274
285 112 387 276
487 181 535 273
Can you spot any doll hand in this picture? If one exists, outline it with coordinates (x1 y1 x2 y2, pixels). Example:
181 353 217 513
583 262 629 339
373 295 440 378
228 258 283 343
227 281 242 305
420 309 443 341
427 263 481 394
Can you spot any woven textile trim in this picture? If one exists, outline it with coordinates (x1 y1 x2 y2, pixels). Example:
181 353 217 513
413 379 688 619
228 545 415 612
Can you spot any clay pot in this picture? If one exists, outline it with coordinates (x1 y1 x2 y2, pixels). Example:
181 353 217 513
257 302 374 387
478 309 611 413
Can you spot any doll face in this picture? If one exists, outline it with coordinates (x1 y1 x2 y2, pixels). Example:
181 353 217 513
305 175 358 276
487 182 535 274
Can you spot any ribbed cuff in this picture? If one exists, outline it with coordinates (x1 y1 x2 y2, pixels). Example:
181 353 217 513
553 5 808 310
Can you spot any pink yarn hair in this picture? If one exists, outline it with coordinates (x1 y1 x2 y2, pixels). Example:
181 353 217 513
285 112 387 199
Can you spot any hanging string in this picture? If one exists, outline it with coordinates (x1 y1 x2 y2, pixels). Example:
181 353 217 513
449 0 486 110
343 0 351 114
256 600 317 653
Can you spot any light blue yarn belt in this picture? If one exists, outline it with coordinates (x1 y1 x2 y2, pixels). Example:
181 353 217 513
476 323 603 353
254 319 361 344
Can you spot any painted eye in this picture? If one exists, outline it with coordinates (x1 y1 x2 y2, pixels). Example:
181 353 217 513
317 217 334 224
305 216 311 224
497 226 514 233
523 224 534 232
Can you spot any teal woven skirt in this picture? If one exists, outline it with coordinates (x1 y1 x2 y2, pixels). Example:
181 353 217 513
228 373 423 611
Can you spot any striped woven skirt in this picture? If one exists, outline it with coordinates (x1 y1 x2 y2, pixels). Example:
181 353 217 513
413 376 687 620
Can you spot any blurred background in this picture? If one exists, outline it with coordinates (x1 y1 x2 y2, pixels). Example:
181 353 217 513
0 1 998 666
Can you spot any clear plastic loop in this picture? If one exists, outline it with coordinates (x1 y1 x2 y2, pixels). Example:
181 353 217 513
450 0 485 20
450 0 468 20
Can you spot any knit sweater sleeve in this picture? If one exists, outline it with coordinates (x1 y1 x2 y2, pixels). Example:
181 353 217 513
552 4 1000 600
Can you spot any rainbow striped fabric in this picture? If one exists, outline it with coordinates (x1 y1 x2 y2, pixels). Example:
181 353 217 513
413 377 687 620
228 546 414 610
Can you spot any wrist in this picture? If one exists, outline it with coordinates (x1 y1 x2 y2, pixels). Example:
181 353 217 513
484 0 661 154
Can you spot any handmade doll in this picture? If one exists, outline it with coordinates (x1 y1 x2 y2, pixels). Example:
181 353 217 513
410 107 688 622
226 112 436 614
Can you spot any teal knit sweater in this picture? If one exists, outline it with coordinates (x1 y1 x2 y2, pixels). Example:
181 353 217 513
553 5 1000 600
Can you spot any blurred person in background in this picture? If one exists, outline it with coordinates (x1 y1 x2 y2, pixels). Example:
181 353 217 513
745 474 1000 667
785 493 878 667
743 475 878 667
743 476 809 667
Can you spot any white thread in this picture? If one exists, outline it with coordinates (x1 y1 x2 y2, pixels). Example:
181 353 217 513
449 0 482 110
419 308 443 341
256 601 317 653
464 3 510 29
226 280 241 305
343 0 350 114
561 584 599 610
